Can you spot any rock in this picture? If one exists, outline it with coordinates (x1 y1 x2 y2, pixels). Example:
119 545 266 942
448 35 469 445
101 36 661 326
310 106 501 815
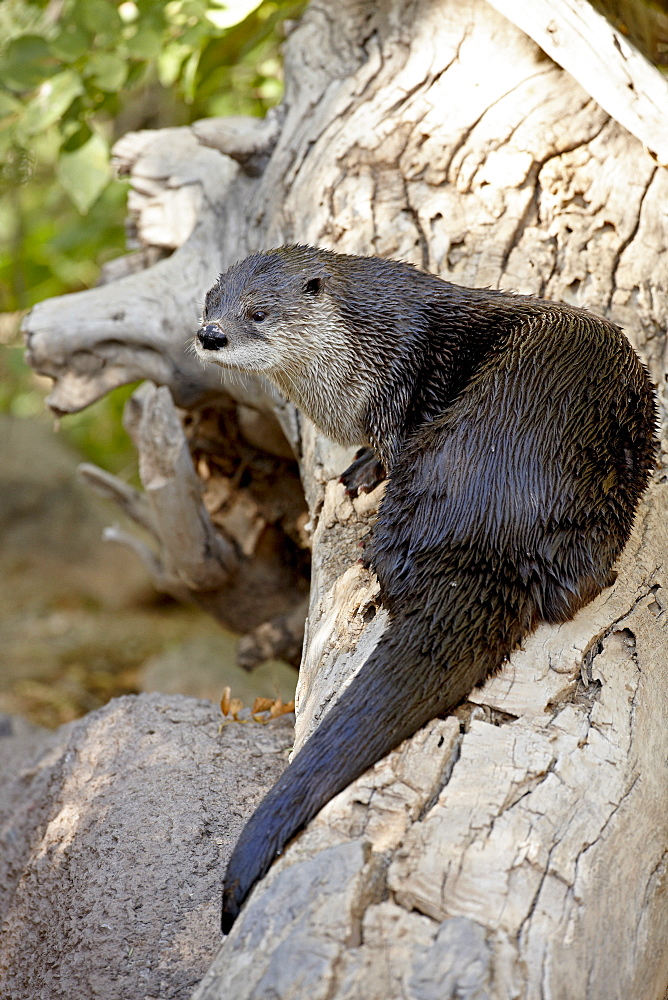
0 693 293 1000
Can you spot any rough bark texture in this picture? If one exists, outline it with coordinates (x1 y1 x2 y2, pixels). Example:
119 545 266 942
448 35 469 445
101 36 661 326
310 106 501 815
487 0 668 164
18 0 668 998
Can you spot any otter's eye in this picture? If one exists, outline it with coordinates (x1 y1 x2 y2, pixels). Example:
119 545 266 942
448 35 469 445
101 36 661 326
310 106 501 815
251 310 267 323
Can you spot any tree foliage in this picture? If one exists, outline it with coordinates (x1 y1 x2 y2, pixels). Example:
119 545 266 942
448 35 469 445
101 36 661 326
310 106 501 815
0 0 304 314
0 0 303 457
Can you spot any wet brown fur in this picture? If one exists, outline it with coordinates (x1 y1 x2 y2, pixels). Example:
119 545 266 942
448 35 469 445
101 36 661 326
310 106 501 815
195 245 658 932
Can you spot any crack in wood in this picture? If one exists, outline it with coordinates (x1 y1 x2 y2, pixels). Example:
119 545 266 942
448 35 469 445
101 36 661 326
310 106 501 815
607 165 659 311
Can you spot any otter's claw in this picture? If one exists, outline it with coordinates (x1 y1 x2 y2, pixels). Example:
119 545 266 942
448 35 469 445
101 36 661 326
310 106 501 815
340 448 386 497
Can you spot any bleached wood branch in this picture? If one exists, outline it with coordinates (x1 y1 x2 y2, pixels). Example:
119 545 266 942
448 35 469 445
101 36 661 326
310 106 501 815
192 107 284 176
487 0 668 165
78 463 157 537
80 383 238 606
23 127 282 418
124 382 238 590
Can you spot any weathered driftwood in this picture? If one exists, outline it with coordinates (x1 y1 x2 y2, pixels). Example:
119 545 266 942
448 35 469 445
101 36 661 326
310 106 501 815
80 380 309 638
25 123 308 648
22 0 668 997
81 383 237 601
487 0 668 165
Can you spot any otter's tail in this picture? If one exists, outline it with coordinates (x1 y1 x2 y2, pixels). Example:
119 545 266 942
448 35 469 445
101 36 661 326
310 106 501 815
220 612 488 933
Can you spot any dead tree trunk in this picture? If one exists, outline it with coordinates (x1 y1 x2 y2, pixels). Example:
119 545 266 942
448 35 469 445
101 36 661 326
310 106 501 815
24 1 668 997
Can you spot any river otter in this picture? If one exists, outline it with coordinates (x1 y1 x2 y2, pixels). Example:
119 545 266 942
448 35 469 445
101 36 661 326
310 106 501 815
195 244 657 933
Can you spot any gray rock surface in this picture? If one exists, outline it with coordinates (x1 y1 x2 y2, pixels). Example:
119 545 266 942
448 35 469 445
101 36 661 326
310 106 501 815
0 693 293 1000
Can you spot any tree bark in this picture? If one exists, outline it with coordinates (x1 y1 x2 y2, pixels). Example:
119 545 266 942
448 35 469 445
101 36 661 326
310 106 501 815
23 1 668 997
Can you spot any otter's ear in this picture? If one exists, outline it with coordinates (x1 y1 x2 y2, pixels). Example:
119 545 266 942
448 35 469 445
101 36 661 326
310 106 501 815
302 271 329 295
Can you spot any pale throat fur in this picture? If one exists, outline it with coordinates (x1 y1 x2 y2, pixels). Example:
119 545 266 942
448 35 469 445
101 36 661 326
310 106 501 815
199 294 373 451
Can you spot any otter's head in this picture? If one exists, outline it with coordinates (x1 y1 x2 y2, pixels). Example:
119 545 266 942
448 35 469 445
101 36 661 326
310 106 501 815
195 246 333 376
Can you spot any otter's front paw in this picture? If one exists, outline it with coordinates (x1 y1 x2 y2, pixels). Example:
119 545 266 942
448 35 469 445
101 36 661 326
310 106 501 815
340 448 386 497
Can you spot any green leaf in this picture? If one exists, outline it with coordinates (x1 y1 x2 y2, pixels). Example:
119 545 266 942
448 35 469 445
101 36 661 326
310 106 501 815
182 48 201 102
61 122 94 154
74 0 122 37
124 25 162 58
3 35 58 91
19 71 84 137
84 52 129 92
56 132 111 213
157 43 191 88
124 61 151 90
50 23 91 62
206 0 264 30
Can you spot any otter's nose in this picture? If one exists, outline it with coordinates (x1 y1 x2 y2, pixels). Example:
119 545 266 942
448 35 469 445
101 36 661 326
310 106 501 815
197 323 228 351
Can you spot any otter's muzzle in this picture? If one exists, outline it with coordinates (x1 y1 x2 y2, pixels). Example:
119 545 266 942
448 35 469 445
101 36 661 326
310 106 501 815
197 323 228 351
